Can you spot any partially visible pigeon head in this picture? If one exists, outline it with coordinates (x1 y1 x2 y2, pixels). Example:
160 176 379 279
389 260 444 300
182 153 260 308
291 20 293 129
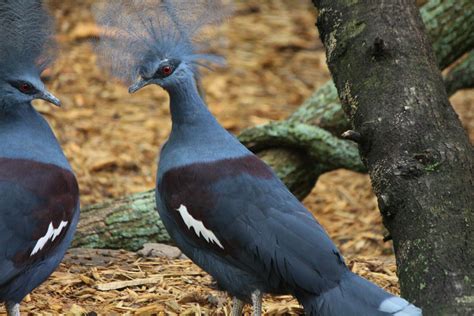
0 0 61 109
95 0 227 93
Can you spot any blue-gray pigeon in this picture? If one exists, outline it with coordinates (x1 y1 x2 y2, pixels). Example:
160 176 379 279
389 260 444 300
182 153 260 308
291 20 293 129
0 1 79 315
96 1 422 315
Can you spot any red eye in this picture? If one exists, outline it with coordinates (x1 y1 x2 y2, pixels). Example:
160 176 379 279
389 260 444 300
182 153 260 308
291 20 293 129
19 83 33 93
162 65 172 76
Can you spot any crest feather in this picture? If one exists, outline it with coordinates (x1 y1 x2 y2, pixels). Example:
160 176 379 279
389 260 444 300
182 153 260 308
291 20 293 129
0 0 57 73
95 0 228 84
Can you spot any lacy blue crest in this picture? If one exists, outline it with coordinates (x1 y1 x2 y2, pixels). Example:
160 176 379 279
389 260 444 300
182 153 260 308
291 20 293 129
0 0 57 75
95 0 228 84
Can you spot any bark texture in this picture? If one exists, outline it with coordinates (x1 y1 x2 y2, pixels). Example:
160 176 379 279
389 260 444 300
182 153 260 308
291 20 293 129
421 0 474 69
72 190 169 250
445 50 474 96
313 0 474 314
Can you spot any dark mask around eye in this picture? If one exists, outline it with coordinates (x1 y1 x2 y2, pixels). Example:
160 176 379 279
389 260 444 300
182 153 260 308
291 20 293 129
154 59 181 79
9 81 38 95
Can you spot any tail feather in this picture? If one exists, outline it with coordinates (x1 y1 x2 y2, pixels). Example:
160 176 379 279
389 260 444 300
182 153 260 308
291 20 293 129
379 296 422 315
296 271 422 316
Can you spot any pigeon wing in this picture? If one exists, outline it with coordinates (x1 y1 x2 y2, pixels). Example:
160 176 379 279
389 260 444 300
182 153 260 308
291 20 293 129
158 155 347 295
0 159 79 285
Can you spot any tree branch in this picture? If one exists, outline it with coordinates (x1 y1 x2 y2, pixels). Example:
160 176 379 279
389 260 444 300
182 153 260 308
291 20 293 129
239 121 364 172
73 190 167 250
422 0 474 69
445 51 474 96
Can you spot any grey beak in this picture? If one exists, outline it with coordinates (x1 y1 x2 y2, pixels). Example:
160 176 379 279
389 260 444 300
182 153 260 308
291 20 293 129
38 90 61 107
129 78 151 94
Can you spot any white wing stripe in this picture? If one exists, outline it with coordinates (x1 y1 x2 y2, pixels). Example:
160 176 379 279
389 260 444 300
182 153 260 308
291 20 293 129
30 221 69 256
176 204 224 249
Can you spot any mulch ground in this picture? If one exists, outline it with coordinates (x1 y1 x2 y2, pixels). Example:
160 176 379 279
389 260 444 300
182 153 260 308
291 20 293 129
0 0 472 315
3 249 401 315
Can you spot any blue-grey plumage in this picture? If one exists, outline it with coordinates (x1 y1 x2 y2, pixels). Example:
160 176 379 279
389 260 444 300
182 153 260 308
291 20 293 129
96 1 422 315
0 1 79 315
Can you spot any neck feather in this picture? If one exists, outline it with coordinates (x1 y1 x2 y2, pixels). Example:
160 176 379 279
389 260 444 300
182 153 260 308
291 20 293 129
166 76 213 126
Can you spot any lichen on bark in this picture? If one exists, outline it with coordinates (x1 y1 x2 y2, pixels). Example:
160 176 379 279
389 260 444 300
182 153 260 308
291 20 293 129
445 50 474 96
73 190 170 251
313 0 474 313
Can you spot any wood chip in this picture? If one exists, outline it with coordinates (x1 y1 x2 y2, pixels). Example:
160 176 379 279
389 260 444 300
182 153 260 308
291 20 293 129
96 276 163 291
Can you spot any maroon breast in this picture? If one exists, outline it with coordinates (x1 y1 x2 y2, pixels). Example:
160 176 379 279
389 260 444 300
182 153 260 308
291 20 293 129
159 155 273 251
161 155 273 217
0 157 79 265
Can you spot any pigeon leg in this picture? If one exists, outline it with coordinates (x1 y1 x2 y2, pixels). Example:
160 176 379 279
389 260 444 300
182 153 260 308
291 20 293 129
6 302 20 316
230 297 244 316
251 290 263 316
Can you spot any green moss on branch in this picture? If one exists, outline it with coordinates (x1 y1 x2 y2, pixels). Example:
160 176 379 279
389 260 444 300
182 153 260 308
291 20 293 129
445 51 474 96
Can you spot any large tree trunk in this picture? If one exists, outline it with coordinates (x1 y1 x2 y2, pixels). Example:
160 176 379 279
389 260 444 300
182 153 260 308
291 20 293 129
313 0 473 314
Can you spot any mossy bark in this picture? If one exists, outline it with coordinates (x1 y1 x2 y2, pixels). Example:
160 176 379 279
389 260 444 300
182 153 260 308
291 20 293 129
313 0 473 314
422 0 474 69
445 50 474 96
72 190 169 251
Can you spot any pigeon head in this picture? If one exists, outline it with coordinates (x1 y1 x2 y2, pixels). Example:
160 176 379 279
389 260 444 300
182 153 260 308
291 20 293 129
0 0 60 109
128 54 191 93
0 66 61 108
95 0 227 93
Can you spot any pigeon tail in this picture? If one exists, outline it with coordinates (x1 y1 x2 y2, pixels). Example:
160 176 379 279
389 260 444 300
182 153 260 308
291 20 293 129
296 271 422 316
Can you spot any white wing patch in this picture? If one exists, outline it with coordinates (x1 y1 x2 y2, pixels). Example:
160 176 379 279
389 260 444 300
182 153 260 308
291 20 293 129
30 221 69 256
176 204 224 249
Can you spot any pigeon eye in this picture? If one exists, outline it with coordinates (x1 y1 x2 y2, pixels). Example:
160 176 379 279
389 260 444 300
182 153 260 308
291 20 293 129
17 82 35 94
161 65 173 76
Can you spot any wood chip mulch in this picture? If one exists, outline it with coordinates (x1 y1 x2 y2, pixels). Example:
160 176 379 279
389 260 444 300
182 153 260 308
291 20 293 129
0 248 401 316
